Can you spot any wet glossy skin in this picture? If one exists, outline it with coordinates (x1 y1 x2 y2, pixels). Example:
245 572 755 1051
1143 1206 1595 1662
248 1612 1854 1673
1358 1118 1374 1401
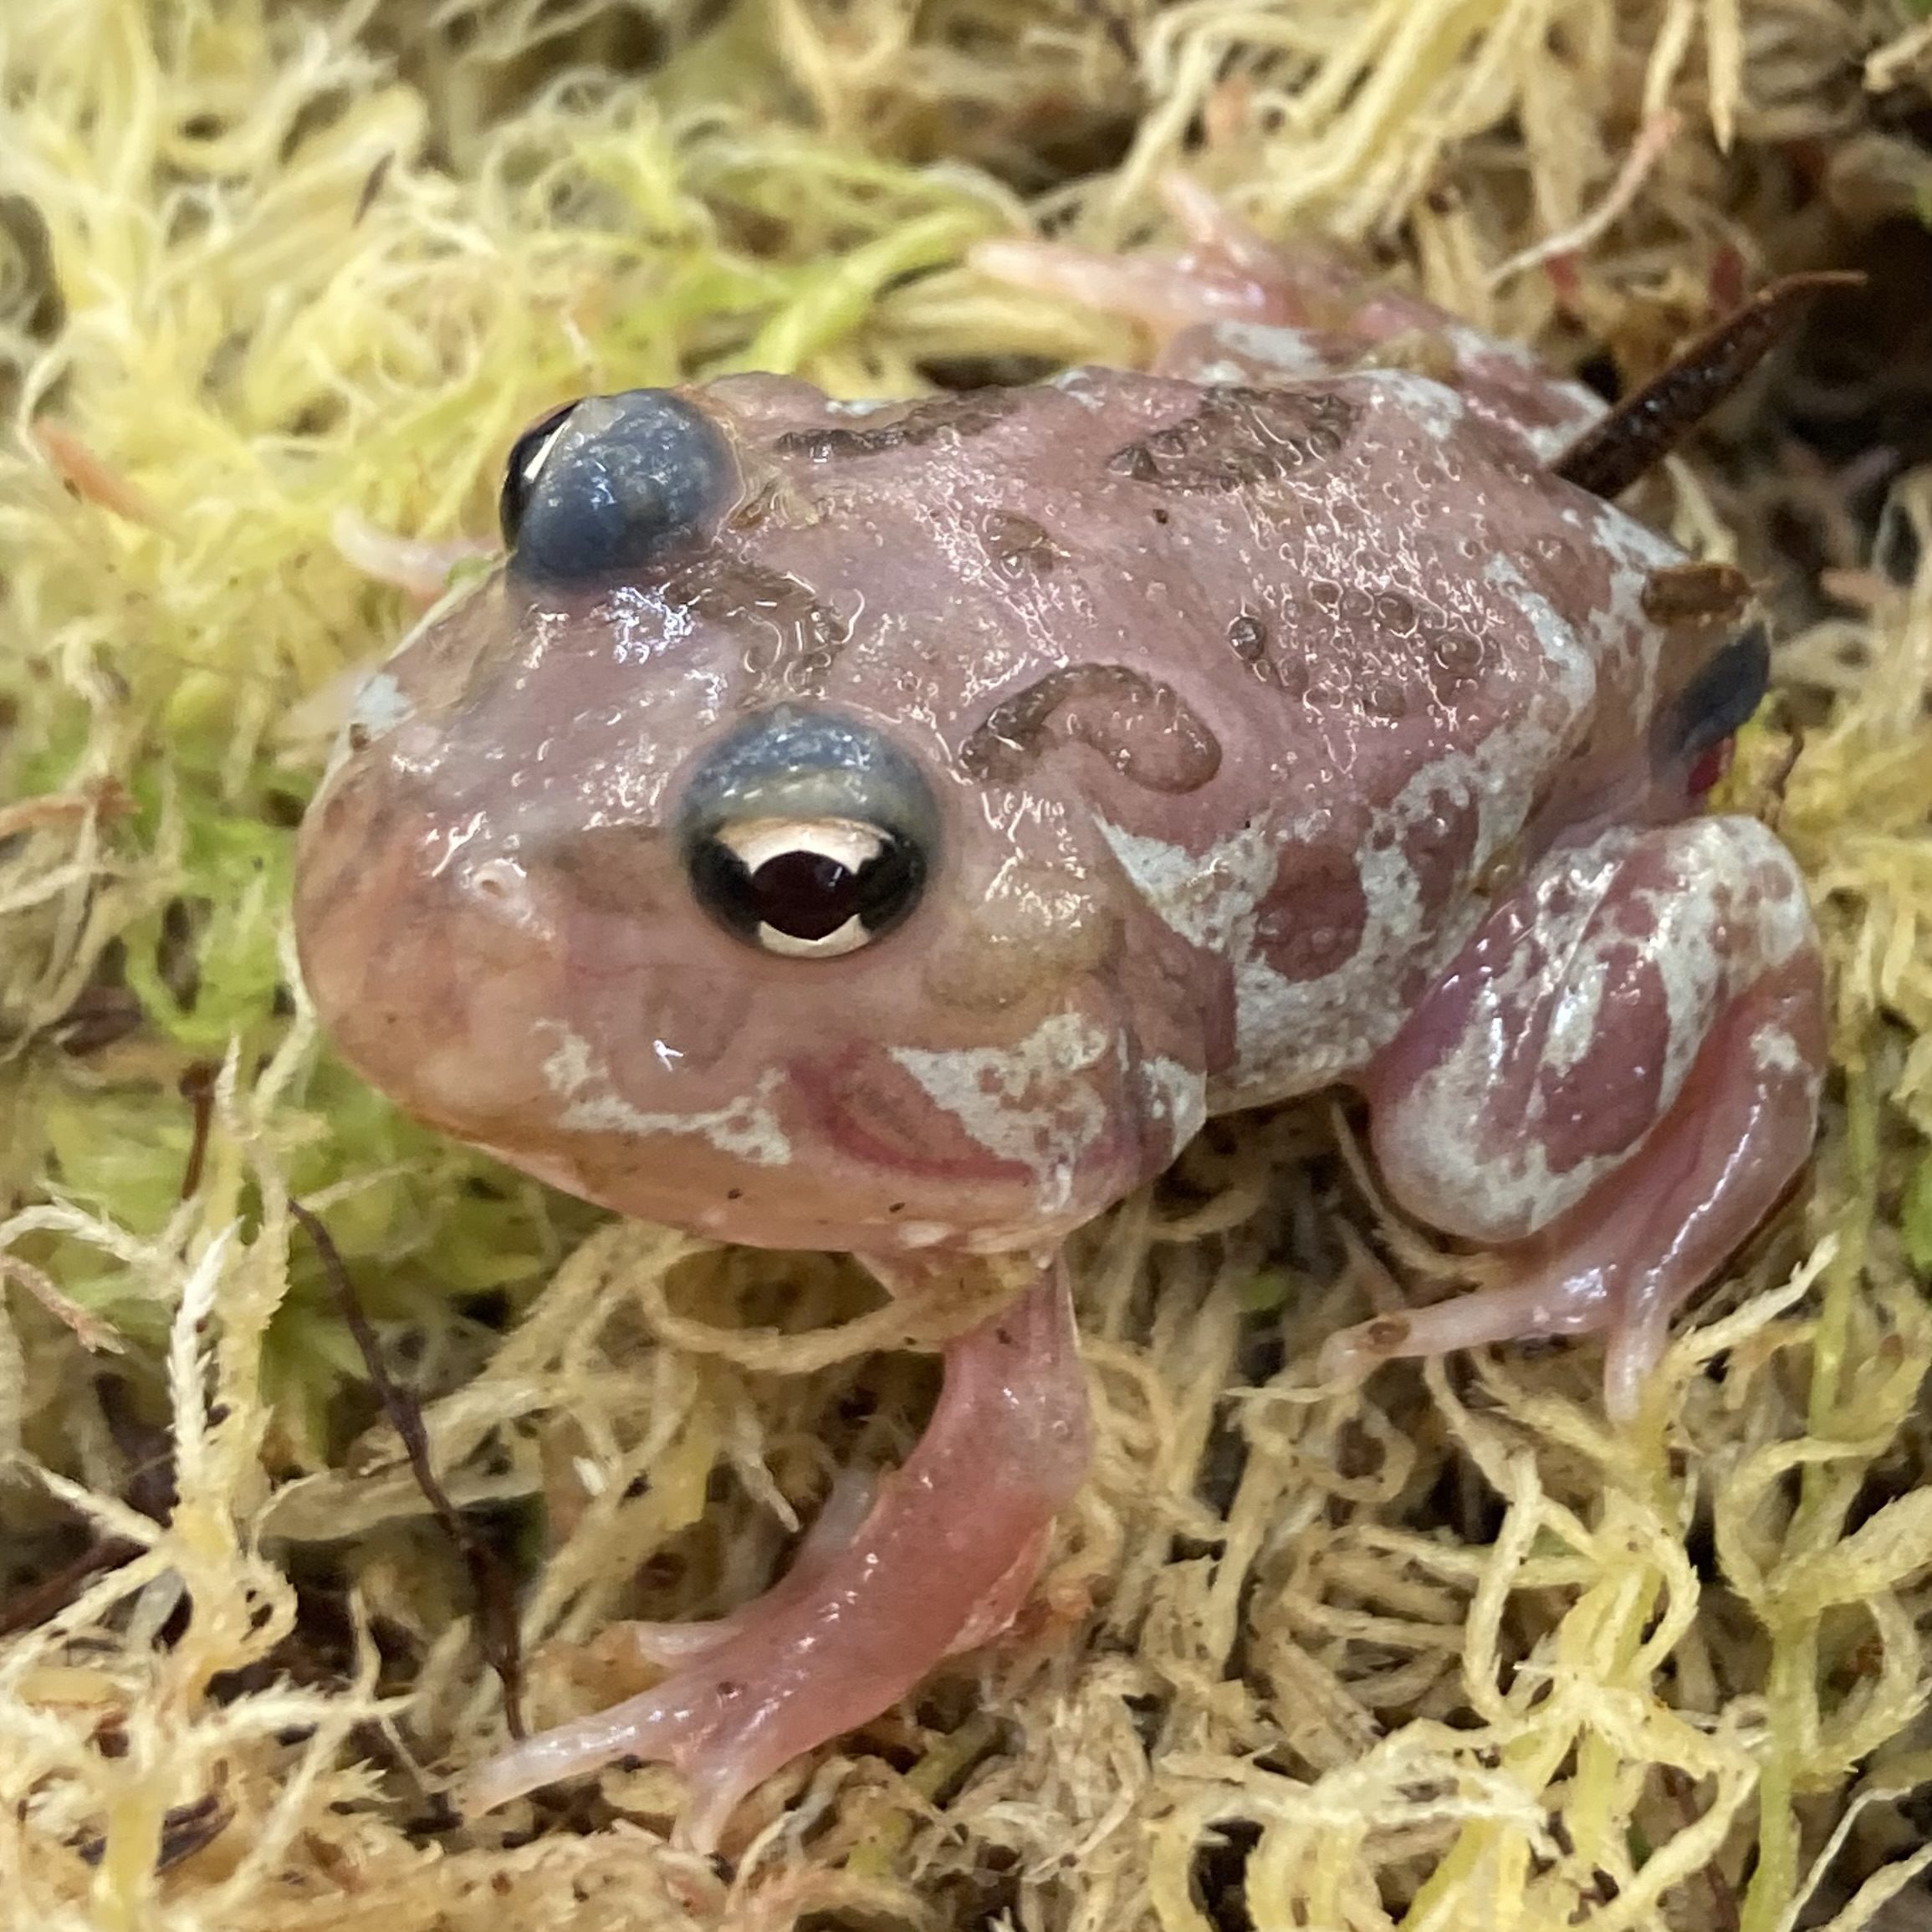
294 197 1826 1839
299 356 1780 1244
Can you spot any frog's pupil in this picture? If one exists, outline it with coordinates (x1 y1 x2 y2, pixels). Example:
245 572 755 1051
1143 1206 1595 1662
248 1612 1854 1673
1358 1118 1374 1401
687 825 926 954
750 850 862 940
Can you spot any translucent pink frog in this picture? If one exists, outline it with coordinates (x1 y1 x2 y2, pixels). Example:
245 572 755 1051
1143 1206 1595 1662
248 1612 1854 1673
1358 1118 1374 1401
294 184 1827 1847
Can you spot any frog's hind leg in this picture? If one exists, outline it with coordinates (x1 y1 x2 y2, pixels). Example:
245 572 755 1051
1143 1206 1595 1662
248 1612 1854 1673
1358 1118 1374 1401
1326 815 1824 1421
970 175 1604 450
462 1261 1089 1850
971 173 1419 350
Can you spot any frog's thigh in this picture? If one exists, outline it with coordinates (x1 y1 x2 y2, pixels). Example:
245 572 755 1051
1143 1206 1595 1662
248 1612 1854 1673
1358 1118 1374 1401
1345 815 1823 1416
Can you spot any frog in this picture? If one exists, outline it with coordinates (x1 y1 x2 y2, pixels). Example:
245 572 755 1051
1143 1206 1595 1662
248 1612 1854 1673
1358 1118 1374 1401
293 178 1829 1849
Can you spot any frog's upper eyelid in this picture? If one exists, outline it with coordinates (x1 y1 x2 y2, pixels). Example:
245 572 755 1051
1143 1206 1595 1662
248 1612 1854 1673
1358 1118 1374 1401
500 389 737 584
676 707 942 860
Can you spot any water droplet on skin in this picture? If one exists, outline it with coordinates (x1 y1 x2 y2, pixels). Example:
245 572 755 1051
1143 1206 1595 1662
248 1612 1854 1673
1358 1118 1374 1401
1375 592 1417 634
1227 612 1269 662
1364 679 1408 720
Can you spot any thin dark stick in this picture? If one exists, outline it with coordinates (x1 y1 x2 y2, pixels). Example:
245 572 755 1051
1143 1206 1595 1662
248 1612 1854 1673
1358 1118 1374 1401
178 1061 217 1200
1553 271 1866 500
0 1536 141 1638
289 1199 527 1739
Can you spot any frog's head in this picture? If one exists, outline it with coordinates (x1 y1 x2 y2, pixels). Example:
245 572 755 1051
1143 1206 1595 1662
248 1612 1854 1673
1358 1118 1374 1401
295 385 1212 1256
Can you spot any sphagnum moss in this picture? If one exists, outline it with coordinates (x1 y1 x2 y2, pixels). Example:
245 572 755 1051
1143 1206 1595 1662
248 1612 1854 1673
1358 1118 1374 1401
3 3 1932 1927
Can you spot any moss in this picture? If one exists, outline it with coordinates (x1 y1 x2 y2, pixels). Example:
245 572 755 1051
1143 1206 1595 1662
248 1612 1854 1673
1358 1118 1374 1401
3 1 1932 1927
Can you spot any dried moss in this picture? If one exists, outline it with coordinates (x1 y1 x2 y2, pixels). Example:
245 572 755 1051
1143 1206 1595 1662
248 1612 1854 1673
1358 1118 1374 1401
3 2 1932 1928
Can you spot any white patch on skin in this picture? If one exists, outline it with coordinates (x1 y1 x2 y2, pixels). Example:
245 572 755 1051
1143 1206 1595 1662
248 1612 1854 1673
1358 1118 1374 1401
1097 799 1431 1102
537 1022 793 1166
1439 320 1607 455
1138 1054 1208 1153
892 1221 955 1249
1049 369 1107 410
1178 358 1259 386
1752 1027 1807 1076
1364 370 1467 442
1542 951 1611 1076
823 396 895 417
1571 504 1680 723
348 669 412 738
320 667 419 785
1633 818 1814 1099
1483 555 1593 701
1212 321 1337 378
890 1012 1115 1218
1093 818 1275 954
1229 830 1428 1094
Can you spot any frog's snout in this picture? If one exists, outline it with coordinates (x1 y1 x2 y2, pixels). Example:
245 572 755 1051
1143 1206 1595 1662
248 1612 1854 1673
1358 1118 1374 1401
499 386 738 583
675 707 939 962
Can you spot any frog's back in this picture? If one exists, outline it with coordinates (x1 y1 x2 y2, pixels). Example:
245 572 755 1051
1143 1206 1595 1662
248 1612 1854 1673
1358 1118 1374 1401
718 364 1671 1098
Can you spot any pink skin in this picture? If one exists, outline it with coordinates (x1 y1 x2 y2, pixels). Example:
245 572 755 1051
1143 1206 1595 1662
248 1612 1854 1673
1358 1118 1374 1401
294 176 1825 1845
468 1261 1087 1845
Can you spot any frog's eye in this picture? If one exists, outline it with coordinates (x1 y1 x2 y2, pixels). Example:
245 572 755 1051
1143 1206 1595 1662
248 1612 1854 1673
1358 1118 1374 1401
677 708 939 960
688 817 925 958
499 389 736 583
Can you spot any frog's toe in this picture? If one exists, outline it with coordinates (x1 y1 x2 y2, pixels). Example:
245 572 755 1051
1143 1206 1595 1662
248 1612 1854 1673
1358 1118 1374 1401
463 1265 1089 1850
970 234 1279 337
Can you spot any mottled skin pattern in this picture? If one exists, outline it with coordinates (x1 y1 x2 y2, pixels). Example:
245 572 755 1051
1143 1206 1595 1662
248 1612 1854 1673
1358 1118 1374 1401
294 185 1826 1845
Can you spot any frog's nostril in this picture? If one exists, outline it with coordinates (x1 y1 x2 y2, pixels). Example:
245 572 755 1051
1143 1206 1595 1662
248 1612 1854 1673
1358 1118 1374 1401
677 708 938 961
499 389 737 582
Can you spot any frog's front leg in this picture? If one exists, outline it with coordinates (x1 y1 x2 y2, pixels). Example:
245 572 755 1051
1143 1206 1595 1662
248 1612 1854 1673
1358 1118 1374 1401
463 1260 1089 1850
1325 815 1825 1420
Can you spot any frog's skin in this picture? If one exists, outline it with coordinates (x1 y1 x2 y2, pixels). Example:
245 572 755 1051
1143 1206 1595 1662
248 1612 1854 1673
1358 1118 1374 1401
294 181 1826 1847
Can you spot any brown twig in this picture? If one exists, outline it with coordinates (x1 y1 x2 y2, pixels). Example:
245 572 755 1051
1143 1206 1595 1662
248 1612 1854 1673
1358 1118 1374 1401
1554 272 1868 499
178 1060 217 1200
0 1536 141 1638
289 1200 527 1739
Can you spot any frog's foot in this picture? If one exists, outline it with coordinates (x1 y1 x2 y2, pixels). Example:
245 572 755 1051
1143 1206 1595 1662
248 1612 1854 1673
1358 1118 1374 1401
463 1261 1090 1850
1331 815 1825 1422
586 1470 881 1673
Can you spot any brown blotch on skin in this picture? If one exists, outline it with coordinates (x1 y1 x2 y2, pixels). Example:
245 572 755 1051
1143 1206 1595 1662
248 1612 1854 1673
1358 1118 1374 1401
1103 386 1359 493
1253 844 1367 983
774 391 1019 462
923 884 1124 1013
1641 560 1752 626
981 509 1066 577
1532 948 1669 1170
667 555 849 703
960 664 1223 794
